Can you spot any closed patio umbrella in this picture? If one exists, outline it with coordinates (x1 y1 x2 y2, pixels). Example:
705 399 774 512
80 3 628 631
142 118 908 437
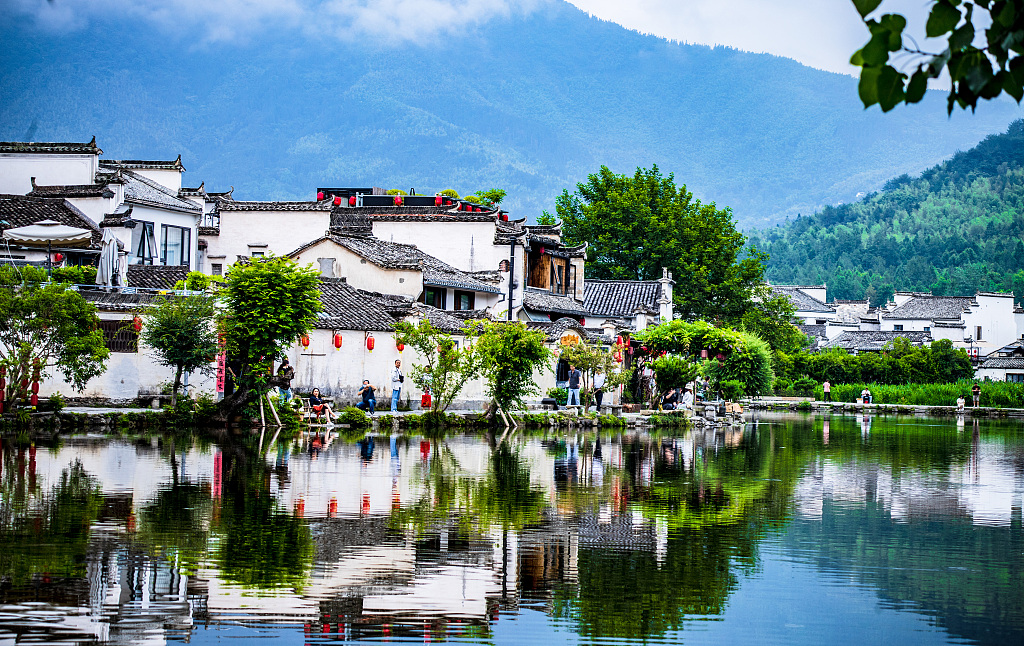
95 228 119 287
3 218 92 275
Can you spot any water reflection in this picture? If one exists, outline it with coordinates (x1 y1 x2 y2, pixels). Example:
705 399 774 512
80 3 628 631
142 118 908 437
0 414 1021 644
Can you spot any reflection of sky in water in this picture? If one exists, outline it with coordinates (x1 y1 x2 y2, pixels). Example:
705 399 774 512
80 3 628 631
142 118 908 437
0 413 1021 644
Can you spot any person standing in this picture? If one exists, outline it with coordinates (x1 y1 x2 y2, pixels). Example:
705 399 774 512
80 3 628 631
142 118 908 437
390 359 404 412
277 357 294 402
972 382 981 407
356 380 377 415
822 379 831 402
593 368 607 409
567 364 582 406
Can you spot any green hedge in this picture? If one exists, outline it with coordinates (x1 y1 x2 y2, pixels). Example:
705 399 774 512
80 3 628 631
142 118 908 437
815 381 1024 408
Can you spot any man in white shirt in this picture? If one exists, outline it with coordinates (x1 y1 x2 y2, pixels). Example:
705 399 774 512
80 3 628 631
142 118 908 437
593 368 608 408
390 359 404 412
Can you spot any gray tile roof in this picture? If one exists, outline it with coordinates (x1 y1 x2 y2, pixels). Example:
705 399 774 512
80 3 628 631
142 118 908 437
28 183 114 199
294 235 500 294
526 317 604 342
770 285 833 312
78 289 161 312
882 295 975 319
121 170 200 214
126 265 191 289
988 340 1024 357
821 331 932 352
317 278 399 332
219 200 329 212
0 194 103 247
100 156 184 171
522 288 589 317
415 304 472 333
978 357 1024 370
584 279 661 318
0 138 101 154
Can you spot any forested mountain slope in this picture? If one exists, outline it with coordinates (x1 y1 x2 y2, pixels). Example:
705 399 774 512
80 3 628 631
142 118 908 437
0 1 1020 227
750 120 1024 305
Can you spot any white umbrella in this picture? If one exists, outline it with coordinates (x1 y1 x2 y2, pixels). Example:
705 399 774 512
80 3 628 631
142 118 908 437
95 229 119 287
3 218 92 275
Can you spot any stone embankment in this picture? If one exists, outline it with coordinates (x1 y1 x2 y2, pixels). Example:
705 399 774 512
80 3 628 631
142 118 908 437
744 397 1024 419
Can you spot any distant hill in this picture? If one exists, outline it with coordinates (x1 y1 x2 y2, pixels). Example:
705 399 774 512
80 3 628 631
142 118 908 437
0 1 1020 227
750 120 1024 305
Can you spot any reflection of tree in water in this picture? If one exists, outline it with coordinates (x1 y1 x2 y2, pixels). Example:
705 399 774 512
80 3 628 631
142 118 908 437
0 448 104 597
211 444 314 590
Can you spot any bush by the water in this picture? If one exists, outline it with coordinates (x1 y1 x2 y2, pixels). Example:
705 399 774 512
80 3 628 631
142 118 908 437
775 339 973 386
816 381 1024 408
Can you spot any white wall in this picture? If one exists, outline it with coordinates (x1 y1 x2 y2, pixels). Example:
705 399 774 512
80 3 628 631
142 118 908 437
132 168 181 192
964 294 1019 351
372 220 502 272
0 153 98 194
127 203 201 270
203 207 330 274
292 241 422 299
880 317 931 332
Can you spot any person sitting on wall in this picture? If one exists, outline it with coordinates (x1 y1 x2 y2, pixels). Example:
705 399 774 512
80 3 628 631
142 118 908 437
662 388 678 410
356 380 377 415
308 388 336 422
680 387 695 409
956 395 966 411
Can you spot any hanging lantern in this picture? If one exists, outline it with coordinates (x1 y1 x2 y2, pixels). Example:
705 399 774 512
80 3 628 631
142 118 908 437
580 318 586 326
30 393 38 407
348 195 357 206
616 335 624 346
132 316 142 332
501 213 509 221
613 350 623 363
393 195 403 206
333 195 342 206
333 333 343 351
30 382 39 394
317 191 325 201
539 248 546 255
434 194 442 206
300 334 310 348
53 252 64 263
396 342 405 352
701 349 708 359
366 334 375 352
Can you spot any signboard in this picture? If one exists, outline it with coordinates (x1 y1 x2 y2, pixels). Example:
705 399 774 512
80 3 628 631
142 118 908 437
216 352 226 393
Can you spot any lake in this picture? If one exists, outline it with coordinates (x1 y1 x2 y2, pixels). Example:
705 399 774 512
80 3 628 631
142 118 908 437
1 412 1021 645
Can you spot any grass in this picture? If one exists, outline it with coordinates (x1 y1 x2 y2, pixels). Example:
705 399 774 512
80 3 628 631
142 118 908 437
814 381 1024 408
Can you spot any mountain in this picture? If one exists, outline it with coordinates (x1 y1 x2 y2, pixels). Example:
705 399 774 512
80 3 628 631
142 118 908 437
749 120 1024 305
0 1 1020 227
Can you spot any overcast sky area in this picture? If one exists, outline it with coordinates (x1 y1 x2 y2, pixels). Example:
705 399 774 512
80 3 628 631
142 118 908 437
2 0 950 75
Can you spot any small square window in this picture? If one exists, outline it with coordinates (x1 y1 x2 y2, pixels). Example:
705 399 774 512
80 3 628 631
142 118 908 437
894 324 904 331
924 326 930 332
251 251 265 258
454 290 475 311
211 263 223 276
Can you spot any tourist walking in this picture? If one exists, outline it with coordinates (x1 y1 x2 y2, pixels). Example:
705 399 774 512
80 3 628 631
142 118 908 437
277 357 294 401
390 359 404 412
357 379 377 415
567 364 582 406
593 368 607 408
972 382 981 407
822 379 831 402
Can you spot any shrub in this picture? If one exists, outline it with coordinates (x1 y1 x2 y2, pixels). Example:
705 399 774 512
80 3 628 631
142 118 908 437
720 380 746 401
547 387 568 406
792 376 818 396
340 405 371 431
818 381 1024 408
51 265 97 285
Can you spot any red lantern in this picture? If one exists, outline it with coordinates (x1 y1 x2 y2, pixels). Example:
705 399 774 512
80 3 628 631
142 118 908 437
613 350 623 363
366 334 375 352
540 248 546 255
348 195 357 206
300 334 310 348
434 194 442 206
30 393 38 407
393 195 403 206
501 213 508 221
333 333 343 351
616 335 624 346
580 318 586 326
317 191 325 201
396 342 405 352
53 253 64 263
701 349 708 359
132 316 142 332
30 382 39 394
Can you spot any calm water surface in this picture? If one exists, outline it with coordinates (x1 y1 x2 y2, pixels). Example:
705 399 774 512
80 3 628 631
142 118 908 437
1 412 1021 645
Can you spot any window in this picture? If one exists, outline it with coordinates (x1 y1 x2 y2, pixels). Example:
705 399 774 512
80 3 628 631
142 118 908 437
894 324 904 331
251 251 265 258
211 263 223 276
454 290 475 311
99 320 138 353
160 224 191 267
816 319 827 325
976 326 982 341
131 221 157 265
423 287 446 309
1007 373 1024 383
924 326 931 332
318 258 335 277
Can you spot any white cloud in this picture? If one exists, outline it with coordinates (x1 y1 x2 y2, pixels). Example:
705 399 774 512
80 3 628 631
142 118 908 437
567 0 941 76
1 0 541 43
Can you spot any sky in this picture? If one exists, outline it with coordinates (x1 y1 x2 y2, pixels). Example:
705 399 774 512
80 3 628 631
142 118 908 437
1 0 947 75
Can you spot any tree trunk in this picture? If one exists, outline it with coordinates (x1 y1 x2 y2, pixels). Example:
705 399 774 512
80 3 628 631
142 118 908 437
172 364 183 407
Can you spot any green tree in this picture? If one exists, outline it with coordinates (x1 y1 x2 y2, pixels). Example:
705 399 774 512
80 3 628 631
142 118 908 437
558 165 766 321
439 188 460 199
218 257 321 416
474 321 551 413
393 318 483 413
741 284 807 353
850 0 1024 112
536 210 557 225
0 266 108 409
464 188 506 207
704 331 775 397
651 355 700 406
140 295 219 406
558 339 616 411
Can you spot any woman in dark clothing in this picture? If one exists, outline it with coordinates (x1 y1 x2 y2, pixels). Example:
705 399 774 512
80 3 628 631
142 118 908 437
308 388 336 422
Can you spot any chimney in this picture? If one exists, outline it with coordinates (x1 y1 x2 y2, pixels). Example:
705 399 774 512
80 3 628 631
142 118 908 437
658 267 674 322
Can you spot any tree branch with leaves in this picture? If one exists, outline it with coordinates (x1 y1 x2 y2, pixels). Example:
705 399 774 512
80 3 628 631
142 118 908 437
141 295 218 406
393 318 483 413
